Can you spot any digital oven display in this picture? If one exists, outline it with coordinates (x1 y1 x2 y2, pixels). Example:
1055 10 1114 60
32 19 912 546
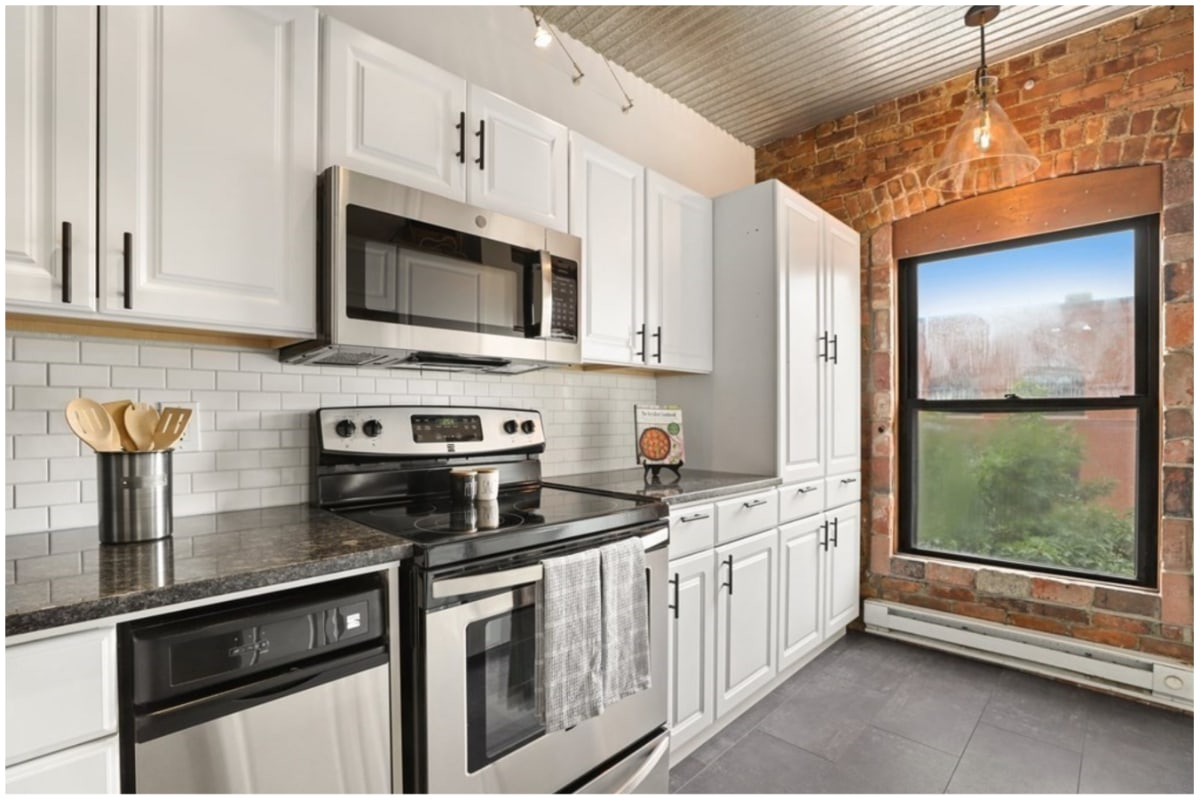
411 415 484 444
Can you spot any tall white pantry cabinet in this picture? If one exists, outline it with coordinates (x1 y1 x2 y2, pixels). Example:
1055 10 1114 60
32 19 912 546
659 180 863 754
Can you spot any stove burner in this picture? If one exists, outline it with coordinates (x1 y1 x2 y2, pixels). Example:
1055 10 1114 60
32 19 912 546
412 508 525 534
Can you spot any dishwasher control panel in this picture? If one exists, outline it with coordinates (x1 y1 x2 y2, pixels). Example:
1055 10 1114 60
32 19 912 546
125 574 385 707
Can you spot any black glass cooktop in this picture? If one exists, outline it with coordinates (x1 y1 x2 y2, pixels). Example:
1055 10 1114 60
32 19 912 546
334 484 663 566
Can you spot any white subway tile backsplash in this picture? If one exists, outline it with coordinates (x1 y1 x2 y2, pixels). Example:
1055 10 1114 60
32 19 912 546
7 332 656 534
111 366 166 389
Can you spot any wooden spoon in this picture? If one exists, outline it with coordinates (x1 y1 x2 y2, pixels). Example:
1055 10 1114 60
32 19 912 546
65 398 122 452
102 400 137 452
124 402 160 451
152 406 193 451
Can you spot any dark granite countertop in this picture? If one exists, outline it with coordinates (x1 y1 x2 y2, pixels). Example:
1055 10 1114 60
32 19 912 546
546 468 780 506
4 505 412 637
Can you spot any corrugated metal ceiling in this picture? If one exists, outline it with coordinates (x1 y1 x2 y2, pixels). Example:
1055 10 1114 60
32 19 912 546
536 5 1142 147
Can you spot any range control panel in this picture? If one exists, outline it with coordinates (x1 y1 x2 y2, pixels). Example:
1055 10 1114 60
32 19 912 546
318 406 545 456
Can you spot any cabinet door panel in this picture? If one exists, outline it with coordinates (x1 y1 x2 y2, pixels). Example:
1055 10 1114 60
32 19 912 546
646 171 713 373
102 6 317 335
667 551 715 753
6 736 119 795
6 628 117 766
778 517 823 670
825 503 861 632
715 529 777 718
825 218 862 477
468 86 568 232
5 6 96 311
321 18 466 200
570 134 644 366
781 193 824 484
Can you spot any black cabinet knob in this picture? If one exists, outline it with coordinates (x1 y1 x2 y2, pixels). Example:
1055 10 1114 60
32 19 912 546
335 419 356 438
521 420 536 435
503 419 519 434
363 419 383 438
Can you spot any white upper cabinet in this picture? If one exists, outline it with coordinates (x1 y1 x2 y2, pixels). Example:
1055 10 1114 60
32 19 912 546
321 17 466 200
825 219 863 478
570 133 645 366
467 86 569 232
646 171 713 373
321 21 569 232
5 6 96 313
101 6 318 336
781 193 825 484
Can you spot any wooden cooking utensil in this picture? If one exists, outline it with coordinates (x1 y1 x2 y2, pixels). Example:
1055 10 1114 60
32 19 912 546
151 406 193 451
124 402 160 451
102 399 137 452
65 398 122 452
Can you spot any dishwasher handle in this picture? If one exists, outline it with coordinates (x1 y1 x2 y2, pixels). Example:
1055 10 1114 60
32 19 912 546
133 645 388 744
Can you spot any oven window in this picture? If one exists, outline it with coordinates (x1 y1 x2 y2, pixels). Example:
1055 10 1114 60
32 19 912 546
344 204 536 337
465 589 542 772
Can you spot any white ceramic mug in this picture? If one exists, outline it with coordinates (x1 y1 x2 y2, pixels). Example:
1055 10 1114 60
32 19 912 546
475 467 499 500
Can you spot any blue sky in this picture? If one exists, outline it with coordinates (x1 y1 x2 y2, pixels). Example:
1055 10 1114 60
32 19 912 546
918 230 1135 318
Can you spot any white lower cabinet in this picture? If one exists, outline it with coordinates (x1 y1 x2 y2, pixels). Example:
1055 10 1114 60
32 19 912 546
667 550 716 752
778 516 823 671
714 528 778 718
5 736 119 794
825 503 862 633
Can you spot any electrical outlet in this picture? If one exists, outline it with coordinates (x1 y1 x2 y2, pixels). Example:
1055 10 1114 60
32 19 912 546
155 400 201 451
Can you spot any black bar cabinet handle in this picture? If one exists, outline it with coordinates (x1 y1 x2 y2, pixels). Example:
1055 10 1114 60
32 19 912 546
455 111 465 164
840 477 858 485
474 119 485 170
831 517 840 547
820 520 829 551
668 575 680 619
635 323 646 357
653 326 662 362
721 555 734 594
818 331 828 362
830 333 839 364
122 231 133 310
61 221 72 304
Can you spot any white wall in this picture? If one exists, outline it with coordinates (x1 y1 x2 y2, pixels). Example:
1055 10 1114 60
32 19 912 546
4 333 656 535
319 5 754 197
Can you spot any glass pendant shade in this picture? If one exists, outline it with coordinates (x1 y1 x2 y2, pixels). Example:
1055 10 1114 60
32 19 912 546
927 75 1040 195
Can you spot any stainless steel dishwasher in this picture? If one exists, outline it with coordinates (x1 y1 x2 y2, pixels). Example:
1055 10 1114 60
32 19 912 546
119 574 392 793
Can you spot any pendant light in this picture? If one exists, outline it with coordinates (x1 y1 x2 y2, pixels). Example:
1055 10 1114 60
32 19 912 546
927 6 1039 195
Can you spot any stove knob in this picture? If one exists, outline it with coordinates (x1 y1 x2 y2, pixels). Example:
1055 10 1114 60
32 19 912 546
335 419 356 438
503 419 519 435
521 419 537 435
363 419 384 438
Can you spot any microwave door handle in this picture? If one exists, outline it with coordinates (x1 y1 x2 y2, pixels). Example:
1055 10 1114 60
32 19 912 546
531 249 553 338
431 525 668 599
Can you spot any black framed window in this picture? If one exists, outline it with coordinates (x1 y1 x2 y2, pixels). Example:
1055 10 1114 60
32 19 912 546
899 216 1159 586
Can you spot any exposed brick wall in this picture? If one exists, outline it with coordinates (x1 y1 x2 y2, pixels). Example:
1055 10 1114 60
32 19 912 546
758 6 1194 663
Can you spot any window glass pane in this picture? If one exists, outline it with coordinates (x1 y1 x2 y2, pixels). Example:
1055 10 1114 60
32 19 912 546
916 230 1135 399
914 409 1138 579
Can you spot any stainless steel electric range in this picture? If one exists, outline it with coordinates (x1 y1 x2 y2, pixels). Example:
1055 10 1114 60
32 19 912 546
313 405 671 794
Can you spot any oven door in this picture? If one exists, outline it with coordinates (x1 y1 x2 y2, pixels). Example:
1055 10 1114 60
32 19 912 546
421 527 668 794
326 166 580 365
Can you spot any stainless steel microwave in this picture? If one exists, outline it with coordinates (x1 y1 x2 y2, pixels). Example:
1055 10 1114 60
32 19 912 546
281 166 581 373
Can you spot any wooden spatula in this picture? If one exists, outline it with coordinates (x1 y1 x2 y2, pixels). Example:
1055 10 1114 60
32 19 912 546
65 398 122 452
151 406 193 451
102 400 137 452
124 402 160 451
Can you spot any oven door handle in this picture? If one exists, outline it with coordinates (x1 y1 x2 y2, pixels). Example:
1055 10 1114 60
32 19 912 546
431 525 668 599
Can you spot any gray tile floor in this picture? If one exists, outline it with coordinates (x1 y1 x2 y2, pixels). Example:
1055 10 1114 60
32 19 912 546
670 631 1195 794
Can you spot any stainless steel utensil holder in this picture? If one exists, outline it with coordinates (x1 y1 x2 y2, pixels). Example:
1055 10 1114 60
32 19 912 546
97 451 173 544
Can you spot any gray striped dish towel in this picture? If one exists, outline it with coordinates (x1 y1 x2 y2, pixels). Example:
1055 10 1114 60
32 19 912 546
600 537 651 705
537 548 604 733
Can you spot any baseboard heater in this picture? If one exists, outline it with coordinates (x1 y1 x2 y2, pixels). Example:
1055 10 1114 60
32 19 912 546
863 599 1193 711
